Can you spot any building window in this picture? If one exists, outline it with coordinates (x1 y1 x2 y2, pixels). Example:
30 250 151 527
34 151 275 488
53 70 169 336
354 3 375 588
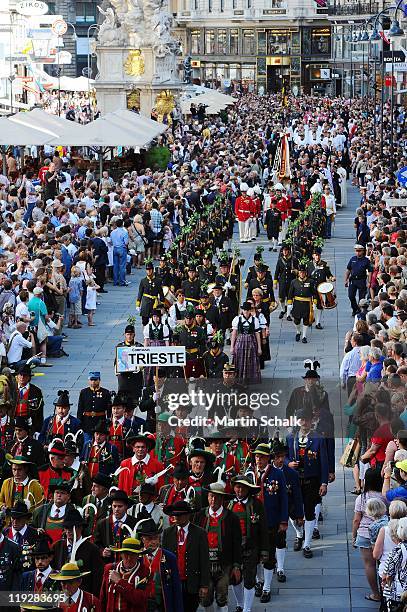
208 0 212 11
205 29 215 54
247 0 251 7
76 2 97 23
230 29 239 54
311 28 331 55
267 30 290 55
230 63 241 81
217 29 227 54
242 29 255 55
191 29 202 54
220 0 224 11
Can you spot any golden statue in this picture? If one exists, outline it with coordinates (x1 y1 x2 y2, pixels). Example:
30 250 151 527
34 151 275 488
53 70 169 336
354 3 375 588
127 90 140 111
155 90 175 123
124 49 145 77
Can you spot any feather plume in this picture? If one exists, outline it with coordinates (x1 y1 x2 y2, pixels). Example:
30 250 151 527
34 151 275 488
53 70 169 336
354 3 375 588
47 438 64 452
81 502 98 518
213 465 224 484
120 523 136 538
113 466 130 477
185 486 195 503
244 469 256 484
24 491 36 510
144 464 174 485
64 430 83 445
70 525 91 562
134 518 152 535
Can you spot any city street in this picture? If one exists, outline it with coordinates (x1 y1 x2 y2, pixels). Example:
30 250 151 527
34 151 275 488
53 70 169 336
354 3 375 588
33 185 378 611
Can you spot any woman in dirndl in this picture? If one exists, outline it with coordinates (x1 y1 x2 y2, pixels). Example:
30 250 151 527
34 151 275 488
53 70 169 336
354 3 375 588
250 289 271 369
143 308 170 385
231 301 262 384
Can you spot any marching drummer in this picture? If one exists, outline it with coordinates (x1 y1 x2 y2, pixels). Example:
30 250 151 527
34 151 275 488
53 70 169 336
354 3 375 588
287 264 318 344
306 248 336 330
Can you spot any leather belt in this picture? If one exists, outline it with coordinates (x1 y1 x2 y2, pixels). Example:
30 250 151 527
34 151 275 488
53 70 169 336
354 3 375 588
83 411 106 417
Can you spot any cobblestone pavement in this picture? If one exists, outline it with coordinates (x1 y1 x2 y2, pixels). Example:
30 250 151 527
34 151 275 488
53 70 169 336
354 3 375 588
37 185 378 610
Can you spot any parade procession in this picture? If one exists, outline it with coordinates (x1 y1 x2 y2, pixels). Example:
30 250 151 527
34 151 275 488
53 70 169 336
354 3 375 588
0 0 407 606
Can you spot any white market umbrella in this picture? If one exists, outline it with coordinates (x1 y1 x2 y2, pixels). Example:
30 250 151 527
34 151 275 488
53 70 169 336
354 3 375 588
9 108 84 143
0 117 57 145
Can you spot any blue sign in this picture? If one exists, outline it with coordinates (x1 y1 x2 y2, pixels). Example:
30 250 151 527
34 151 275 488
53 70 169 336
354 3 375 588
397 166 407 186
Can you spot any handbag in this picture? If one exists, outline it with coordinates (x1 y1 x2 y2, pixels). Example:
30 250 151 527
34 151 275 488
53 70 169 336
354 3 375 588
339 438 361 468
134 226 148 246
37 316 49 343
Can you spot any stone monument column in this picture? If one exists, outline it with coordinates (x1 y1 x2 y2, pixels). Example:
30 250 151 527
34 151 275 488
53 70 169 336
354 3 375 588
95 0 182 118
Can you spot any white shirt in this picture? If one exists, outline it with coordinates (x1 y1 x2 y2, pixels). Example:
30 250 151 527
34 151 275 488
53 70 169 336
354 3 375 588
168 302 187 330
386 316 398 329
70 589 81 603
50 503 66 518
208 506 223 518
36 566 52 584
231 315 260 332
7 331 32 363
14 476 29 486
177 523 189 538
131 453 150 466
143 501 155 514
66 243 78 258
12 524 27 541
15 302 30 320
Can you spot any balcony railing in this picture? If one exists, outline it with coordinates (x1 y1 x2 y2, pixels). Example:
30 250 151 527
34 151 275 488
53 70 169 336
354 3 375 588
327 1 380 15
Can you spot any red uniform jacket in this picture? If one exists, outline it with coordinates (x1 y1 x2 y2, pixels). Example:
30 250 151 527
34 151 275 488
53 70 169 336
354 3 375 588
253 196 261 217
227 440 250 470
38 465 73 500
254 464 273 503
151 434 185 467
235 195 254 222
214 453 240 492
118 455 164 496
276 196 291 221
99 561 149 612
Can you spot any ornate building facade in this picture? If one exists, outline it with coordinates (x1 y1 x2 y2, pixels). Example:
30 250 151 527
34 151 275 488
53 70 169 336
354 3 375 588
173 0 331 93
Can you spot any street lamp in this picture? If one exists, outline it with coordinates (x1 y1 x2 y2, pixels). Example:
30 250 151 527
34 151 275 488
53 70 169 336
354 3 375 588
8 74 16 114
388 19 405 39
87 24 99 121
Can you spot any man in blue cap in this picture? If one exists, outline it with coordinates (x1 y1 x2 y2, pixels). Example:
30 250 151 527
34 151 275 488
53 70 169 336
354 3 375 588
77 372 112 442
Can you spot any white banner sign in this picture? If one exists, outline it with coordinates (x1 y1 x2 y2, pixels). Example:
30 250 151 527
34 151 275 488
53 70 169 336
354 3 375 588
386 63 407 72
116 345 186 371
387 198 407 208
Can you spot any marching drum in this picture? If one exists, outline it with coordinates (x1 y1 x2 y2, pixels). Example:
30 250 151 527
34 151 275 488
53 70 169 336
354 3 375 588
163 286 176 308
317 282 337 310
